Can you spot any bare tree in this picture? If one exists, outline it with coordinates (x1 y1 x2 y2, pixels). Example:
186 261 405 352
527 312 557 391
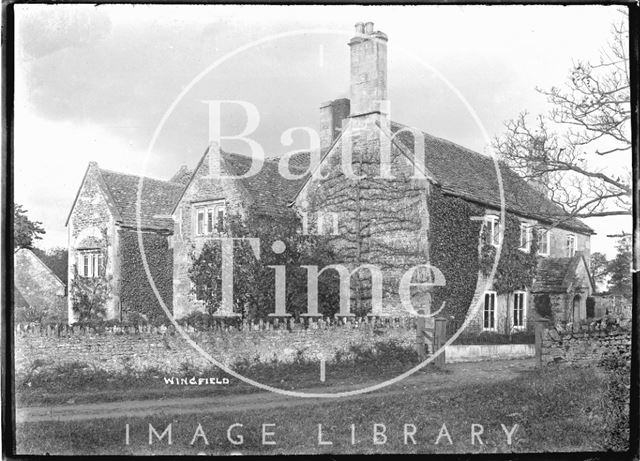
590 251 610 290
493 11 630 221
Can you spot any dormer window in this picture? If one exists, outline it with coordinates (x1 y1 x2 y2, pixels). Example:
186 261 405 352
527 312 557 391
195 201 226 236
566 234 576 257
483 215 500 247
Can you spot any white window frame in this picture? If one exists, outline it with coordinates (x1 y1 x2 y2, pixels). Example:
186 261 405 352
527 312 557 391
483 291 497 331
78 250 103 278
566 234 576 257
537 228 550 256
483 215 500 247
513 291 527 329
519 223 532 252
194 200 226 237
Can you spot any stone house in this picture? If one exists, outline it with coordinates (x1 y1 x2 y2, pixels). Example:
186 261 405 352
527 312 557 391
67 21 594 327
65 163 184 322
14 248 66 322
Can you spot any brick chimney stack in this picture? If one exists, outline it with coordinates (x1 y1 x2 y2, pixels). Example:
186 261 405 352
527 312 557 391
349 21 388 117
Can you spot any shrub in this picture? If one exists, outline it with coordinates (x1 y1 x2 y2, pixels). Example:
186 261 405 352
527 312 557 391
348 344 375 362
374 339 419 364
452 330 534 345
177 311 213 330
18 360 158 393
534 294 552 319
189 209 340 320
121 311 150 326
15 305 46 324
21 361 109 390
586 296 595 318
348 339 417 365
599 350 631 451
70 229 112 322
18 359 46 388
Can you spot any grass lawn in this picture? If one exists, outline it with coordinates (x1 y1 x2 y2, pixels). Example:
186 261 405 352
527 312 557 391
15 365 624 455
16 351 427 406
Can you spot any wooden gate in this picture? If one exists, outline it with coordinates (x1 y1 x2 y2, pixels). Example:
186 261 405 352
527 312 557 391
416 312 447 367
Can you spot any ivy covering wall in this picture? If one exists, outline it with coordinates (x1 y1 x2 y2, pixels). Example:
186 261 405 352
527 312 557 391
428 187 483 323
428 186 540 323
188 209 341 321
119 229 173 325
479 212 539 294
70 227 112 322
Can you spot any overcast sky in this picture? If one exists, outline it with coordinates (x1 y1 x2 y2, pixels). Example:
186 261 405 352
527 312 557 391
14 4 630 257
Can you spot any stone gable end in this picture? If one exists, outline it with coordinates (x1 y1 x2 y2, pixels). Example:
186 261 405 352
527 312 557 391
296 117 432 316
170 149 250 317
68 166 119 322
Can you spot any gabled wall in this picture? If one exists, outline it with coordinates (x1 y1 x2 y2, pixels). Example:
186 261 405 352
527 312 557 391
67 165 119 323
296 116 432 317
171 149 250 318
548 226 590 260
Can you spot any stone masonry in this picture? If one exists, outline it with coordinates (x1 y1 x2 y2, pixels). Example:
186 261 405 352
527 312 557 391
14 318 416 377
67 163 119 321
541 326 631 366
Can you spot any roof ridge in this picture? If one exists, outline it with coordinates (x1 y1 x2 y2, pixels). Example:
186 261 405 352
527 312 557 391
390 120 494 160
220 151 301 166
99 167 184 188
271 150 311 158
391 120 592 234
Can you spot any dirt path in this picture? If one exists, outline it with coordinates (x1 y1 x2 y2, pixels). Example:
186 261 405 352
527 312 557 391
16 359 536 423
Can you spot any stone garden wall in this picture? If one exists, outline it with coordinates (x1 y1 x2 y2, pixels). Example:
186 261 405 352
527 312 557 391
14 318 416 377
540 324 631 366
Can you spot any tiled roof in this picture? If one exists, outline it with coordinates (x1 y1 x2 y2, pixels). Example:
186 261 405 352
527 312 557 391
221 151 310 217
169 165 193 186
15 248 66 288
14 288 30 308
532 257 574 293
390 122 593 234
99 169 184 231
93 115 593 235
532 253 591 293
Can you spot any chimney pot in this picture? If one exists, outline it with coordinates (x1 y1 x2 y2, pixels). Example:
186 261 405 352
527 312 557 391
355 22 364 34
348 21 388 116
